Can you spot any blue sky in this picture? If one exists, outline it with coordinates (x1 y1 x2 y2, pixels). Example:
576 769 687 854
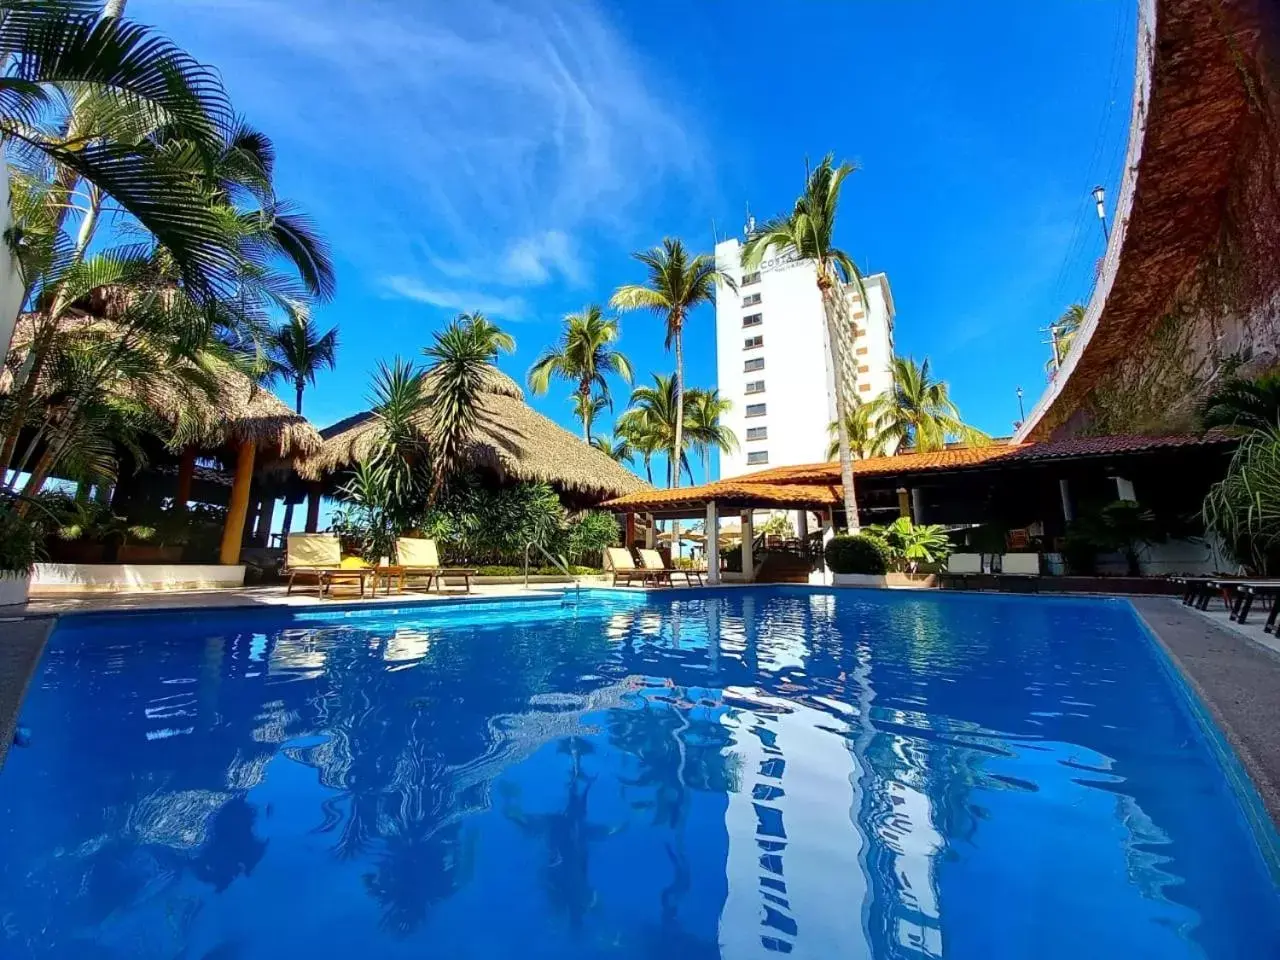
138 0 1135 485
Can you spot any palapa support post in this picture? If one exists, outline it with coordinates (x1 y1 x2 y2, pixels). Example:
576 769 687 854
175 445 196 507
219 441 256 565
625 512 636 549
305 481 323 533
706 500 721 586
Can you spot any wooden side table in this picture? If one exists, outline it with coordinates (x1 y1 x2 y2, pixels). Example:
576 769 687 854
372 566 405 596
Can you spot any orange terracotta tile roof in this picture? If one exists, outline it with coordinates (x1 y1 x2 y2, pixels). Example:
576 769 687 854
600 434 1234 511
603 480 843 512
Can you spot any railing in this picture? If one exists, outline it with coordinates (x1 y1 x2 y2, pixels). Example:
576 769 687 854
524 540 581 605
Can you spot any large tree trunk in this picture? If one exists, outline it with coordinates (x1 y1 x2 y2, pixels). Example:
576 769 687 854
672 318 684 489
580 381 591 442
821 284 860 533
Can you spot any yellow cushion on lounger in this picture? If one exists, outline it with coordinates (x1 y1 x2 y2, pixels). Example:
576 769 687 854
286 533 340 569
396 537 440 568
340 555 371 569
606 547 637 571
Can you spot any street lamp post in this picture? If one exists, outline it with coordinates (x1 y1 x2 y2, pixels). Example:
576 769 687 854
1016 385 1025 423
1092 185 1110 244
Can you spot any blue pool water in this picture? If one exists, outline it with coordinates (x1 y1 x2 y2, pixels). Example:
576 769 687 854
1 588 1278 959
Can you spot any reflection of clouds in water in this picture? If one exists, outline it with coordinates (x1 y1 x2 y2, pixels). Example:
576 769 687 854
225 750 273 792
383 628 433 667
127 789 234 850
252 700 300 745
268 631 329 680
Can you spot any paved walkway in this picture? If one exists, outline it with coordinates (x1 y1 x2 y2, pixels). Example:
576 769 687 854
15 582 567 617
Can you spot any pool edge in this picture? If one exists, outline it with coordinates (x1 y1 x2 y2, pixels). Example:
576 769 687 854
1127 598 1280 882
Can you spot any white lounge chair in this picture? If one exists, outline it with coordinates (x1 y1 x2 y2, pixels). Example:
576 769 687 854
395 537 476 594
605 547 664 587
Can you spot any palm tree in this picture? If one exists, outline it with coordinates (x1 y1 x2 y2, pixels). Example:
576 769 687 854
826 395 889 461
590 433 633 465
268 305 339 415
610 239 733 487
570 392 609 442
742 156 864 530
615 414 661 484
422 312 514 500
874 356 989 452
1049 303 1086 370
0 5 238 302
268 304 338 533
684 388 737 482
528 305 632 442
617 373 692 486
1199 371 1280 435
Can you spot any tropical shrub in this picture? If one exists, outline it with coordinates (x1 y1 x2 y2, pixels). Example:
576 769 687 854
824 535 889 575
1204 428 1280 573
865 517 952 573
1067 499 1165 576
565 511 620 567
0 509 45 576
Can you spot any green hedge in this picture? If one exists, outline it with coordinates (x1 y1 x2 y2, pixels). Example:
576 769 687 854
475 565 602 577
824 535 889 575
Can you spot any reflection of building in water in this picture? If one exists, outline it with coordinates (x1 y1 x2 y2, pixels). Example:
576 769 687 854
718 597 946 958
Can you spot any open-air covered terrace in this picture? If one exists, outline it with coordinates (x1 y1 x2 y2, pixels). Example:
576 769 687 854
603 433 1238 583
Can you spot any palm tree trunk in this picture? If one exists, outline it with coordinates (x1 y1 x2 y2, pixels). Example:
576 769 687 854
821 284 860 533
281 380 305 536
580 381 591 442
672 319 684 489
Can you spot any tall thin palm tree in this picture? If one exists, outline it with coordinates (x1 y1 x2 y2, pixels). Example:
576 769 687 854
268 304 338 533
268 304 339 415
527 305 632 441
826 395 889 461
422 312 514 501
570 392 609 443
684 387 737 482
873 356 989 452
611 239 734 487
742 156 864 530
617 373 692 487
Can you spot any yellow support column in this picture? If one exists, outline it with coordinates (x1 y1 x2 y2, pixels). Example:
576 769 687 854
219 441 257 565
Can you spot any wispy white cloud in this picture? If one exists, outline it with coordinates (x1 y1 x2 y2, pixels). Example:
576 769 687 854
380 276 526 319
164 0 697 316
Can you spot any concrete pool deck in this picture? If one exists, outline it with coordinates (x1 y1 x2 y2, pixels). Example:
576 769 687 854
3 587 1280 833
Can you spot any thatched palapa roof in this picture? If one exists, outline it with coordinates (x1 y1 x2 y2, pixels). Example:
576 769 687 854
4 312 322 459
298 367 651 503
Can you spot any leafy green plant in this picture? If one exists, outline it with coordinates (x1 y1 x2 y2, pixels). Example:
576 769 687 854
1198 370 1280 435
0 509 46 576
865 517 952 573
760 514 796 539
1067 499 1165 576
824 535 889 575
565 511 620 567
1204 428 1280 573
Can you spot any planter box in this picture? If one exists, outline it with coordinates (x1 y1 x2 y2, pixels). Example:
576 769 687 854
0 571 30 606
886 572 937 589
832 573 888 588
117 544 184 564
32 563 246 594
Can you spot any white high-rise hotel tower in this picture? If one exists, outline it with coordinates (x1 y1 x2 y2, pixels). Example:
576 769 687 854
714 231 896 479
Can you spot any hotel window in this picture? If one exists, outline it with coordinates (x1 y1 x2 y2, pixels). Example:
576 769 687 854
746 426 767 441
742 313 763 328
744 335 764 349
742 292 762 307
745 403 767 418
744 357 765 372
744 379 765 395
858 382 872 392
747 451 769 465
742 271 761 286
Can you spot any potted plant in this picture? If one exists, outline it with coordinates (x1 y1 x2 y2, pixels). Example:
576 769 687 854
0 509 45 606
825 534 891 587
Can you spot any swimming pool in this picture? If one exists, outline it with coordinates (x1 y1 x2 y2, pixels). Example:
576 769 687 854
1 587 1277 958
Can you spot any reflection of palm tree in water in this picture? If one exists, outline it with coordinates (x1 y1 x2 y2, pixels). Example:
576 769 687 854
501 737 620 931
